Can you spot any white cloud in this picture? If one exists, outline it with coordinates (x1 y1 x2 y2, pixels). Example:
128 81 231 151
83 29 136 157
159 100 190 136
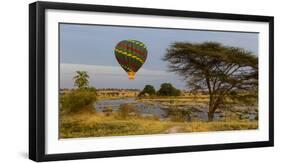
60 63 185 89
61 63 168 75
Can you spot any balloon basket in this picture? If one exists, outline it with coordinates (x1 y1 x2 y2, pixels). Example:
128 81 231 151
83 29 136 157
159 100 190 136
127 72 135 80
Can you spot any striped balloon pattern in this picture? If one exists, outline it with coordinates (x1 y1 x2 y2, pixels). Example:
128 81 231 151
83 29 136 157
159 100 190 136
114 40 147 80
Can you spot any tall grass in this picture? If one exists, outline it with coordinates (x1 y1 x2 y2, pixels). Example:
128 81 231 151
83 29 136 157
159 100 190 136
117 104 138 119
60 112 172 138
60 89 97 113
59 112 258 138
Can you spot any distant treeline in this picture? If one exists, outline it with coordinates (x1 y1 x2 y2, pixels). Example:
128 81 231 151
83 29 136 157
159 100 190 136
60 88 141 91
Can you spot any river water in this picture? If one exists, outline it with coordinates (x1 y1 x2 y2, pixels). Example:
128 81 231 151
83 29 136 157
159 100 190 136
95 98 167 118
94 98 257 121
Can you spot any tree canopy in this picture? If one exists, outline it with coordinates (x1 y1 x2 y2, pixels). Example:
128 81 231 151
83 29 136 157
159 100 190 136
73 71 90 89
139 85 156 96
157 83 181 96
163 42 258 121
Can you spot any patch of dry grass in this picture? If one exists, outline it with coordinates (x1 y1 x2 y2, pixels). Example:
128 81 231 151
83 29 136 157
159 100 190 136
181 121 258 133
59 112 175 138
59 112 258 139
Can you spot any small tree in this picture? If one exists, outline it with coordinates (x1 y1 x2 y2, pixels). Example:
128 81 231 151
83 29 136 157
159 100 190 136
60 71 97 113
73 71 89 89
157 83 181 96
139 85 156 96
163 42 258 121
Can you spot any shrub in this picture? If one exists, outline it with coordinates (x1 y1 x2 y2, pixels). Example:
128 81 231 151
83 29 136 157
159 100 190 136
139 85 156 97
117 104 136 119
103 106 113 116
157 83 181 96
61 89 97 113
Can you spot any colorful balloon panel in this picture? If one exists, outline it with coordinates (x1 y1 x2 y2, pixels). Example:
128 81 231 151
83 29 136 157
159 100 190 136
114 40 148 80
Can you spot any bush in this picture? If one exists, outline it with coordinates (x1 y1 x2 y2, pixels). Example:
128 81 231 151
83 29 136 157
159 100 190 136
61 89 97 113
157 83 181 96
139 85 156 97
117 104 136 119
103 106 113 116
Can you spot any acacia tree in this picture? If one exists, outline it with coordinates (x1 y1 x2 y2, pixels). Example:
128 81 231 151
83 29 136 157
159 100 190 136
163 42 258 121
73 71 90 89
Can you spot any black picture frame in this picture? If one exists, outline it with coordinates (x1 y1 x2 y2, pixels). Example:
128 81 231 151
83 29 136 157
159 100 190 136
29 1 274 162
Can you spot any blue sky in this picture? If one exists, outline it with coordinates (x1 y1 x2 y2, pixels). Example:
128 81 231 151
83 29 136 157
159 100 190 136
60 23 258 89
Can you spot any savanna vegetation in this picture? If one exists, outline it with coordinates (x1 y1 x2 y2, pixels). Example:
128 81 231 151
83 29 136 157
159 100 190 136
60 42 258 138
60 104 257 138
138 85 156 97
60 71 97 113
138 83 181 97
163 42 258 121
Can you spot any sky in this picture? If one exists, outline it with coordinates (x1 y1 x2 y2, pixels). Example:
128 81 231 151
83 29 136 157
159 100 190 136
60 23 258 89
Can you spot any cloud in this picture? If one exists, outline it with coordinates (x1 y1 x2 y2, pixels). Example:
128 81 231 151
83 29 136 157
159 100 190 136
61 63 167 76
60 64 185 89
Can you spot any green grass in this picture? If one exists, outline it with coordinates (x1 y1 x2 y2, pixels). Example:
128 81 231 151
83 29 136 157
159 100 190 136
59 112 258 139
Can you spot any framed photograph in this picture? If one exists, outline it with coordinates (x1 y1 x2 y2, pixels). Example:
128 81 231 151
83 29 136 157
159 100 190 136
29 1 274 162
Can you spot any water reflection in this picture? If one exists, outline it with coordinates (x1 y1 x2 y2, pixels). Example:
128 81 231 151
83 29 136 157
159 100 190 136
95 98 257 121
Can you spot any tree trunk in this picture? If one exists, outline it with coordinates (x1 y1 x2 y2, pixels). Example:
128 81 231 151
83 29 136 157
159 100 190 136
208 95 222 121
208 111 214 122
208 97 215 121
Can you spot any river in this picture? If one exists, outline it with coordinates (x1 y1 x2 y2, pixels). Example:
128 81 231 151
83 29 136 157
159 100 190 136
94 98 257 121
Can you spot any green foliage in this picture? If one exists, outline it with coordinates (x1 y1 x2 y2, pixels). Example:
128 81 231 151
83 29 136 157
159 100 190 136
61 89 97 113
87 86 97 93
157 83 181 96
73 71 90 89
60 70 97 113
163 41 258 121
139 85 156 97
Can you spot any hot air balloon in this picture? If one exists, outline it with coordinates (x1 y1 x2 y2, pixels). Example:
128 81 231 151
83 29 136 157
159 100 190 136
114 40 147 80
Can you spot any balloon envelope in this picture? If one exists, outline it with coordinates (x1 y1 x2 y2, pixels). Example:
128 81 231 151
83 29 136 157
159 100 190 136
114 40 147 80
